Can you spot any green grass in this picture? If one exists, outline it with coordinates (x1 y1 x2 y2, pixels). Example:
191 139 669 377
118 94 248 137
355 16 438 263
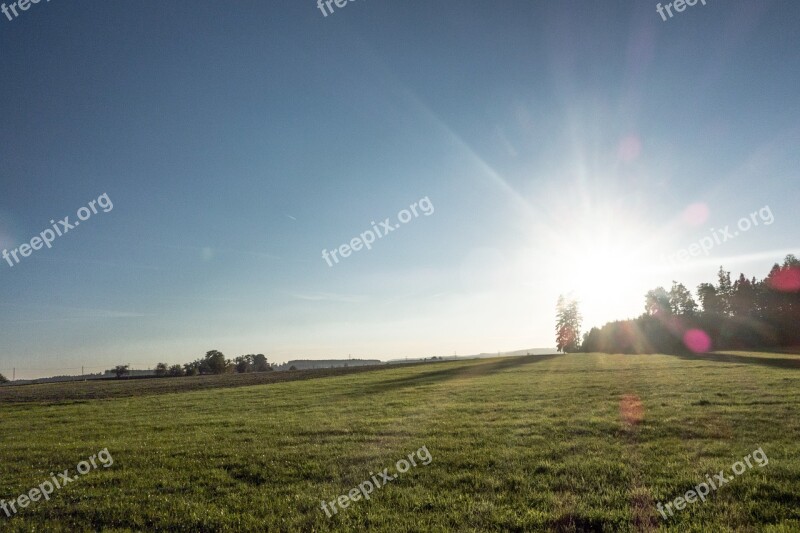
1 352 800 531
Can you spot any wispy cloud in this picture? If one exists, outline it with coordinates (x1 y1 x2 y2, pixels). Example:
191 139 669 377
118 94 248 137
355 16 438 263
292 292 368 303
2 311 148 325
154 295 242 303
28 256 161 271
0 303 149 324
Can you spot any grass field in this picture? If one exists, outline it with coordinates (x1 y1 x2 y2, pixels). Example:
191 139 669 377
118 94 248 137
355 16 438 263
2 352 800 532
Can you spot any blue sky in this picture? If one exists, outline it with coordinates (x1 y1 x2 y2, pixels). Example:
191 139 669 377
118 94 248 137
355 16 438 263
1 1 798 378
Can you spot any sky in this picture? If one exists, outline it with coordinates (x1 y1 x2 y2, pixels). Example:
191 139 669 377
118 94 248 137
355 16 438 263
1 1 798 379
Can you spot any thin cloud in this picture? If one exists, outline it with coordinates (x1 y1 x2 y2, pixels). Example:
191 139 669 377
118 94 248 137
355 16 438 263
2 308 149 324
292 292 368 303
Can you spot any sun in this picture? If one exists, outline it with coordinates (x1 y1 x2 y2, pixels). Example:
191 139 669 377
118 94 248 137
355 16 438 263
541 207 659 330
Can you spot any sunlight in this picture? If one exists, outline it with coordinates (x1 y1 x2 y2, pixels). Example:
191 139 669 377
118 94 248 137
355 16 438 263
540 206 657 330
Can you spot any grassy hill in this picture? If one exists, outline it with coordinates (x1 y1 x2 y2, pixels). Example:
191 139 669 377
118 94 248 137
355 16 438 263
1 352 799 531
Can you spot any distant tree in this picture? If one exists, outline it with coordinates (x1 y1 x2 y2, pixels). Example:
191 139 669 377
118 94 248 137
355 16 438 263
289 365 297 371
730 274 756 318
155 362 169 377
113 365 130 379
555 295 582 353
252 354 272 372
716 267 733 316
644 287 671 316
183 357 214 375
761 255 800 345
234 355 254 373
0 373 8 383
204 350 229 375
168 364 184 377
579 257 800 354
183 361 200 376
669 281 698 316
697 283 722 315
580 327 601 353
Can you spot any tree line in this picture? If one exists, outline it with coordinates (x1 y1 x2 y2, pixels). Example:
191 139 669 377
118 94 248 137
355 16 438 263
557 255 800 354
109 351 273 379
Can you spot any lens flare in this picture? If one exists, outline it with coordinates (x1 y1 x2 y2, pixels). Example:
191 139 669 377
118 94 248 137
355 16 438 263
769 267 800 293
684 329 712 353
681 203 710 227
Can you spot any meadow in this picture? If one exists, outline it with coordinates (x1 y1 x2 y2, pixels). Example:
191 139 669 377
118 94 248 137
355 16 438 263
1 352 799 532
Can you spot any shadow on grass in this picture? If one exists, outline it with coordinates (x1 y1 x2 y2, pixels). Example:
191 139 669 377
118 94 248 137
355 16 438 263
768 346 800 355
670 351 800 370
357 354 564 396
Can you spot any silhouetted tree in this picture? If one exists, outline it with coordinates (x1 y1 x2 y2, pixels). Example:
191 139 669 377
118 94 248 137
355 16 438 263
580 327 601 353
645 287 671 316
579 256 800 354
761 255 800 345
730 274 756 318
113 365 130 379
155 362 169 377
168 364 184 377
0 373 8 383
669 281 698 316
697 283 723 315
716 267 733 317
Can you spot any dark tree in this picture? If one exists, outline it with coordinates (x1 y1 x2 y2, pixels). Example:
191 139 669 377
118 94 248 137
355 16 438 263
113 365 130 379
730 274 756 318
252 354 272 372
669 281 698 316
234 355 254 373
168 364 184 377
204 350 229 375
155 362 169 377
183 361 200 376
697 283 722 315
0 373 8 383
578 255 800 354
716 267 733 317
